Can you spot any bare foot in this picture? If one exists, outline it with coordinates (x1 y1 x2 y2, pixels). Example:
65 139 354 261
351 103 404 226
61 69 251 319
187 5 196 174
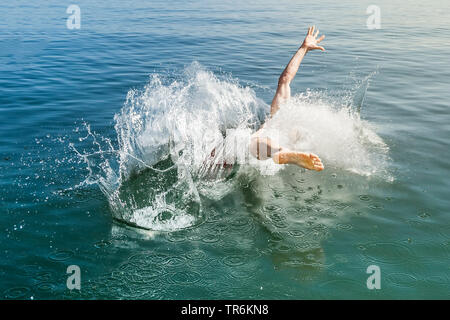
273 150 324 171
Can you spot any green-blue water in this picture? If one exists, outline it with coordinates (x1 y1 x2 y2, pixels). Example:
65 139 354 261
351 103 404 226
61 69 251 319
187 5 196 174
1 0 449 299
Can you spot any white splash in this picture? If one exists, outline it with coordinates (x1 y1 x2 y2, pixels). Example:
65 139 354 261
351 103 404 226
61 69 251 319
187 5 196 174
260 90 389 177
73 62 390 231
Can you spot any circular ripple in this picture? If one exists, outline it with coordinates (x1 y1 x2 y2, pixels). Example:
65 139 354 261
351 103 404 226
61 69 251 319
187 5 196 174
128 252 169 268
288 229 306 237
318 279 364 298
368 203 384 210
359 195 371 202
418 210 431 219
227 264 258 281
222 255 247 267
48 250 74 261
268 212 285 223
165 256 187 267
201 233 220 243
94 240 112 248
4 287 31 299
166 231 187 243
284 207 299 215
208 223 229 234
305 228 330 241
205 213 221 224
230 216 252 229
268 241 291 253
333 202 351 210
136 263 165 277
35 282 55 293
337 223 353 230
168 271 201 285
262 204 281 213
268 232 284 242
273 191 283 198
185 250 208 268
360 242 413 265
186 249 206 260
35 271 53 282
273 221 289 229
124 270 162 284
386 273 418 288
21 264 42 277
295 207 311 215
187 233 203 242
117 262 136 273
280 258 308 268
294 241 321 252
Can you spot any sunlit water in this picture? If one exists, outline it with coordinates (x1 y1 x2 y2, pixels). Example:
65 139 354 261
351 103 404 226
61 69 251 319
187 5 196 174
1 0 449 299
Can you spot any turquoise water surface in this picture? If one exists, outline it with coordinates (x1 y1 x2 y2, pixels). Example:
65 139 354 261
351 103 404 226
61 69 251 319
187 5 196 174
1 0 449 299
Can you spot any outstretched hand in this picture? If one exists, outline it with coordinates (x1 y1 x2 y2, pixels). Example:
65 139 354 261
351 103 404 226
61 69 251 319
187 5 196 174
301 26 325 52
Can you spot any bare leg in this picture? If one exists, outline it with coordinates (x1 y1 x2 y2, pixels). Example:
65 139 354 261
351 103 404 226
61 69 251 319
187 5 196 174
250 136 324 171
272 149 324 171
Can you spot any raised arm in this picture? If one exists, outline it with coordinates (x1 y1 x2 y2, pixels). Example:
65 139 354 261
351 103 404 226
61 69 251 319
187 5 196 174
270 26 325 115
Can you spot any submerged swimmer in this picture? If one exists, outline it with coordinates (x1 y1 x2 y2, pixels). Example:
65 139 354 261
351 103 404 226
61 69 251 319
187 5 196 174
250 26 325 171
204 26 325 176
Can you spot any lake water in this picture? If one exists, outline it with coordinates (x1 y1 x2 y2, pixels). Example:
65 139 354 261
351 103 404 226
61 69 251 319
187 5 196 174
1 0 449 299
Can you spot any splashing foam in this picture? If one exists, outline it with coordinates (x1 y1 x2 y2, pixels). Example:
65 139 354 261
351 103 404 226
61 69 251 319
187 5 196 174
74 63 389 231
260 90 389 177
